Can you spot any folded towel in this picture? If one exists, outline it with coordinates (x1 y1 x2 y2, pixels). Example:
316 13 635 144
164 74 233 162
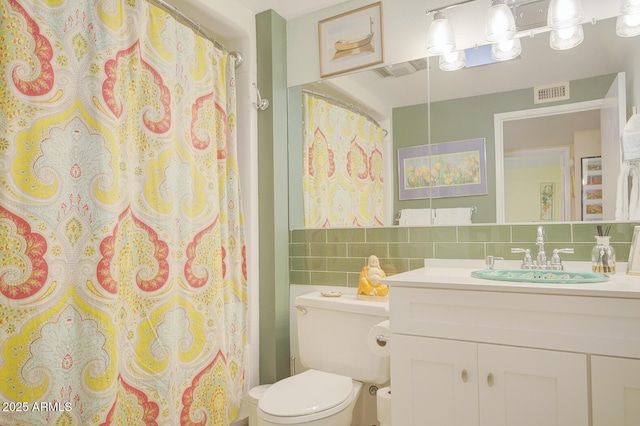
432 207 473 225
622 110 640 162
615 163 640 221
398 208 433 226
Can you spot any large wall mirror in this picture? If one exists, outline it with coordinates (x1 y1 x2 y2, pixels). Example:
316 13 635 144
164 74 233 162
288 14 639 228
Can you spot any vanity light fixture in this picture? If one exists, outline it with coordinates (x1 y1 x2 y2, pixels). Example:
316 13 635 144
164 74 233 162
547 0 584 30
491 37 522 60
439 50 467 71
549 24 584 49
427 12 456 54
485 0 517 42
547 0 584 49
621 0 640 14
617 0 640 37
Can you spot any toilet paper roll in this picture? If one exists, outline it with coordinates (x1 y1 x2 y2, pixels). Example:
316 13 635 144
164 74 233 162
376 386 392 426
367 320 391 357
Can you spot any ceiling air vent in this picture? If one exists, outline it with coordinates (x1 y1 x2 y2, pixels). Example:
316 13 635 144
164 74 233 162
373 59 428 78
534 82 570 104
373 67 394 78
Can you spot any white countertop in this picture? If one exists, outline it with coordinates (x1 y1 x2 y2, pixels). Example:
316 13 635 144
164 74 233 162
383 259 640 299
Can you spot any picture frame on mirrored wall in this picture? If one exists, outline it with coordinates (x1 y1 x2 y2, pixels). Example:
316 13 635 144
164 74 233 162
318 2 384 78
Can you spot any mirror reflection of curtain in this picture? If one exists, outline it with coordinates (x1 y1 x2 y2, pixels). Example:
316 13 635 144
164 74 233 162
302 93 384 227
0 1 246 424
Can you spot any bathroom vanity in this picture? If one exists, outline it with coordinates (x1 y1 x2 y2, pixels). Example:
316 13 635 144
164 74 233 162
384 262 640 426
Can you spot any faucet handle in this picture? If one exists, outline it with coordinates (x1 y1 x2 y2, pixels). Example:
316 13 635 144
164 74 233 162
511 248 533 269
550 248 574 270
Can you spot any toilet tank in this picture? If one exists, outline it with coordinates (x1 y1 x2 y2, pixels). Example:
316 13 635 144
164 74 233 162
295 292 390 384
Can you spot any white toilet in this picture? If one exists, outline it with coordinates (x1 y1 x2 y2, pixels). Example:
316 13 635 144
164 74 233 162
255 291 390 426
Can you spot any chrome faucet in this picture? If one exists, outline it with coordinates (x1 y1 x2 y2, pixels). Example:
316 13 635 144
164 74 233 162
512 226 574 270
535 226 547 268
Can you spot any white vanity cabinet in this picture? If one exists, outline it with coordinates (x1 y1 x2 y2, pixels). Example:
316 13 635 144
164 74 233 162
393 335 587 426
386 273 640 426
591 356 640 426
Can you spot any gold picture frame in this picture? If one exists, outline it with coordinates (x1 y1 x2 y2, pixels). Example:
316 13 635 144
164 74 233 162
318 2 384 78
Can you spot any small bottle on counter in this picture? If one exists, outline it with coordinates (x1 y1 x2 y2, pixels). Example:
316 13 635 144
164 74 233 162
591 236 616 275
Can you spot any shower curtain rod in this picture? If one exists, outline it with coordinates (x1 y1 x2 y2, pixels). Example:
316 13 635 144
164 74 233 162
302 89 388 136
148 0 239 64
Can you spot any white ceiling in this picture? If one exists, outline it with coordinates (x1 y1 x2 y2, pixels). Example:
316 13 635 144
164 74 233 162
230 0 630 151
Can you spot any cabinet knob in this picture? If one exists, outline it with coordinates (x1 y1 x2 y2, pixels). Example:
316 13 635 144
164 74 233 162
461 369 468 383
487 373 494 387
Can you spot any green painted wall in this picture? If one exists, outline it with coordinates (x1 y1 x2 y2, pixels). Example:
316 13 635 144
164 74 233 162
392 73 617 223
256 10 290 384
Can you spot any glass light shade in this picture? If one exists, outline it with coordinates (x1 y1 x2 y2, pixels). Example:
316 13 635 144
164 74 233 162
485 1 516 42
427 12 456 54
439 50 466 71
547 0 584 29
617 13 640 37
491 38 522 61
621 0 640 15
550 24 584 49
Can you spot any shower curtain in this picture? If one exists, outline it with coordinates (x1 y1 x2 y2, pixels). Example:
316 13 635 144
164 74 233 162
0 1 247 425
302 93 384 227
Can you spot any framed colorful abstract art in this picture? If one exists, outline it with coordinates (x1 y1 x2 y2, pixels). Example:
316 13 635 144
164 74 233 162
397 138 487 200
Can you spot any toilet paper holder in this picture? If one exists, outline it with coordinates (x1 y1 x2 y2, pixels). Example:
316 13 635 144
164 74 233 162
376 334 390 347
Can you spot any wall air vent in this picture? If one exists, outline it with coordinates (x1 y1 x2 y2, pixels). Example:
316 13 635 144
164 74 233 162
534 82 570 104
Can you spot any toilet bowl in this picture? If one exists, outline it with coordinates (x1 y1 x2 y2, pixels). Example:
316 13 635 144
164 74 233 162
255 292 389 426
257 369 363 426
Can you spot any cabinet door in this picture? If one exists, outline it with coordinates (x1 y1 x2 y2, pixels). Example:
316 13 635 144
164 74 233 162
391 335 479 426
592 355 640 426
478 344 588 426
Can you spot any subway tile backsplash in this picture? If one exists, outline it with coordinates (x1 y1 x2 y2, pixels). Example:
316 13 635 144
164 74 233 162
289 222 639 287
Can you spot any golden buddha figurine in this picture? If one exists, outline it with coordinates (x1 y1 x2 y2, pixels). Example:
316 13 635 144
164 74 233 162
357 255 389 301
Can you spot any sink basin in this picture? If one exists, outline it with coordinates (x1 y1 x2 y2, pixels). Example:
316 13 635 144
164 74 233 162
471 269 610 284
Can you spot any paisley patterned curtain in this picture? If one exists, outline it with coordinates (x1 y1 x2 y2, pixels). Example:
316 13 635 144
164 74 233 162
302 93 384 227
0 1 247 425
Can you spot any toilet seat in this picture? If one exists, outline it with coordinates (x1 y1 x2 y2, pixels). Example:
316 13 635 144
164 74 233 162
258 369 358 424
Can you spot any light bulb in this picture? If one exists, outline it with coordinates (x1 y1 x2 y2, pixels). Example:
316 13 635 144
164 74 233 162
547 0 584 29
485 1 516 42
550 24 584 49
439 50 466 71
427 12 456 54
491 38 521 60
617 13 640 37
621 0 640 15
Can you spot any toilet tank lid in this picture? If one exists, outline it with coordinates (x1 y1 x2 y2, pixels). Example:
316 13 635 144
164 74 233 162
258 369 353 417
295 292 389 316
